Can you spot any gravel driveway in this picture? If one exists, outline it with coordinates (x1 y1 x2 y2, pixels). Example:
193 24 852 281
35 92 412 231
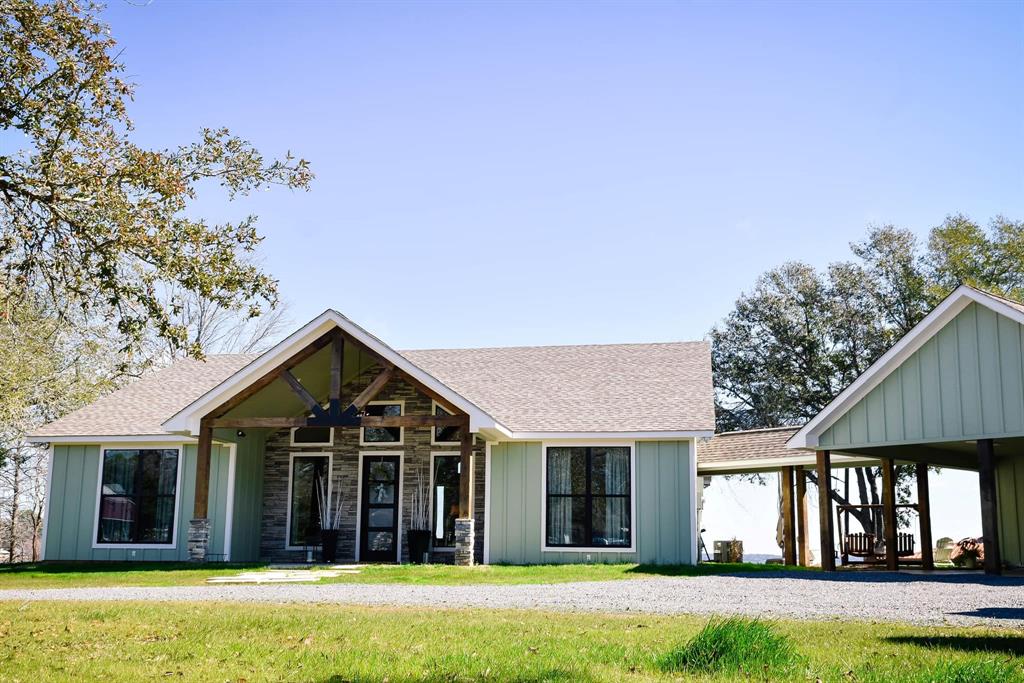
2 571 1023 628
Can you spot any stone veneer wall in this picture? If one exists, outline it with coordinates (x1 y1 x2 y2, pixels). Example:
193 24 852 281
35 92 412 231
259 372 486 564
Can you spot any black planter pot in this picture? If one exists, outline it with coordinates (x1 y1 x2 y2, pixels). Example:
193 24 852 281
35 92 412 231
407 529 431 564
321 529 340 564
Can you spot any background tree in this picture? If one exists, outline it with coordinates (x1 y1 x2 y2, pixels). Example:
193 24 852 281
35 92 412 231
711 214 1024 537
0 0 312 361
0 0 311 561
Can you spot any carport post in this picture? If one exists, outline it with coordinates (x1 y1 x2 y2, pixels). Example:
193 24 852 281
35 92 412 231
916 463 934 571
796 466 810 567
881 458 899 571
781 467 796 566
977 438 1002 575
815 450 836 571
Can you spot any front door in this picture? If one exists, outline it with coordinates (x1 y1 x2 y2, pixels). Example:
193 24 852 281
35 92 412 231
360 455 400 562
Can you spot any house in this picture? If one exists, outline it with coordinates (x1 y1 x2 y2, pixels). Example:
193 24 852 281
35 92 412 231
28 309 714 565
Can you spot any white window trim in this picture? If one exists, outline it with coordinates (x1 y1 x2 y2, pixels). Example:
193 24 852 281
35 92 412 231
284 450 334 551
354 450 405 563
289 426 335 447
429 401 461 446
40 444 55 560
91 443 185 550
359 399 405 447
428 451 461 552
540 441 637 554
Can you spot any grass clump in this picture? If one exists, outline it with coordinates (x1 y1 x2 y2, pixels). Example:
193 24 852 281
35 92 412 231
658 616 800 677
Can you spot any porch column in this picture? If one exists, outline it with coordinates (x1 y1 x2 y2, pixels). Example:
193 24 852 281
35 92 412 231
796 466 810 567
916 462 934 570
977 438 1002 575
781 467 797 566
455 418 475 566
881 457 899 571
189 418 213 562
816 450 836 571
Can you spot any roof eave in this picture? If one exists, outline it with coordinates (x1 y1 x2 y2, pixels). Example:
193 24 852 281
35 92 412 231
161 309 507 436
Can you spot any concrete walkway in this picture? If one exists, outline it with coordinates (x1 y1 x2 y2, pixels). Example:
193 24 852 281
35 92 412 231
2 570 1023 628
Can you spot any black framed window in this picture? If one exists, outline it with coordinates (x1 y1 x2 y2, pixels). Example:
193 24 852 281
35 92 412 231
431 454 461 547
432 403 463 444
362 402 402 443
291 426 333 445
97 449 179 544
546 446 631 548
288 455 330 547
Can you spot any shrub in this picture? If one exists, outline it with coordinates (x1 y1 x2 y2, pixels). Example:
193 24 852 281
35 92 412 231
657 616 800 676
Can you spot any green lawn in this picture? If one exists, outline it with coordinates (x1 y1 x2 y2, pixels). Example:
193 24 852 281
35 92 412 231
0 601 1019 682
0 560 807 589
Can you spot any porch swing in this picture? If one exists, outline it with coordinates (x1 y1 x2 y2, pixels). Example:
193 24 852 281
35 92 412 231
836 503 918 566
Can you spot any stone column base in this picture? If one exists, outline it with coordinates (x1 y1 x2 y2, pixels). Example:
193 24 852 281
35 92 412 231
188 518 210 562
454 518 475 566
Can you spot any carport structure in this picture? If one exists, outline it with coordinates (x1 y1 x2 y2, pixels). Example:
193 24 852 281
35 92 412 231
787 285 1024 575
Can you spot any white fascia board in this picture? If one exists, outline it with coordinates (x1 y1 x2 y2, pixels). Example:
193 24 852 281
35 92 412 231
503 430 714 441
698 452 874 474
161 309 505 436
787 285 1024 450
27 433 192 445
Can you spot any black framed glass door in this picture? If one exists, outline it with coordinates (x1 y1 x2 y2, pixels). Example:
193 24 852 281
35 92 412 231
360 455 400 562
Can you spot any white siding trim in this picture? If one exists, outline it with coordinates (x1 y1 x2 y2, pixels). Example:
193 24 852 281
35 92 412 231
91 442 185 550
483 441 492 564
40 444 54 561
540 441 637 554
223 443 237 562
688 438 698 565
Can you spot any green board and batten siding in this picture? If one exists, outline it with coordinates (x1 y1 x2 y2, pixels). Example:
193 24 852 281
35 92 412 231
44 443 251 562
487 441 695 564
819 303 1024 450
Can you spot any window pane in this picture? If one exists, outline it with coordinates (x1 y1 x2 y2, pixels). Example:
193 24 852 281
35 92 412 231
368 508 394 528
547 448 587 495
369 461 395 481
138 496 175 544
102 450 138 496
364 403 401 442
140 450 178 497
290 457 327 546
293 426 332 444
368 482 395 505
433 455 461 546
547 496 586 546
434 404 462 443
99 496 136 542
592 497 630 547
591 448 630 495
368 531 394 552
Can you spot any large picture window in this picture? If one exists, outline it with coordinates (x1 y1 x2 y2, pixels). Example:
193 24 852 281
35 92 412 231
97 449 179 545
546 446 631 548
431 454 461 548
288 454 331 548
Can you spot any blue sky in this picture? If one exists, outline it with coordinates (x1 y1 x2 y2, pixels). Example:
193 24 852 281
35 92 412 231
103 1 1021 554
105 0 1023 349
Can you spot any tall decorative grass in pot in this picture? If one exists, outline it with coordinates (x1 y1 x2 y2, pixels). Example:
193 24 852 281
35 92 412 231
316 473 343 563
407 466 431 564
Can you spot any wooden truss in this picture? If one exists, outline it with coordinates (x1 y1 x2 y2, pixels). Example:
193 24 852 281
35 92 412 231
193 328 474 523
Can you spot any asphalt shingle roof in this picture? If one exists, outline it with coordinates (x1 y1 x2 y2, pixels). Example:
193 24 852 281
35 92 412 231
403 342 715 433
30 355 258 438
30 340 714 438
698 426 801 465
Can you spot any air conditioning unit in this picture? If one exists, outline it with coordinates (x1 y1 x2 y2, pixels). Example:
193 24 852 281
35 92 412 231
713 539 743 563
